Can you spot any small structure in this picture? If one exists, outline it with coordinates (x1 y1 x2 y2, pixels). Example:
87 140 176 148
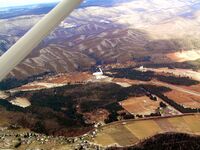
93 68 105 79
138 66 147 72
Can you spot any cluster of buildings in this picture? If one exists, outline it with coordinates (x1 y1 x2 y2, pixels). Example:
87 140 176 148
0 123 105 150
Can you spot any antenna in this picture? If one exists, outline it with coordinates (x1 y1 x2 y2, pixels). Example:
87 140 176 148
0 0 82 81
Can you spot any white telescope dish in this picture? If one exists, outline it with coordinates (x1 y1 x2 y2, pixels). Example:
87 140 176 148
0 0 82 81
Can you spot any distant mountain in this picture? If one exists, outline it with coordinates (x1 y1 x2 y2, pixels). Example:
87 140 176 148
1 0 200 78
0 0 131 19
0 3 57 19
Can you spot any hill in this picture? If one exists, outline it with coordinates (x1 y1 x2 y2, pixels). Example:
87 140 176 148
1 0 200 78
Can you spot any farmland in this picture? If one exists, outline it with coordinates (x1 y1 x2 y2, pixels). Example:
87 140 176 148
93 114 200 147
120 96 160 115
165 90 200 108
43 72 92 84
183 83 200 93
13 72 92 92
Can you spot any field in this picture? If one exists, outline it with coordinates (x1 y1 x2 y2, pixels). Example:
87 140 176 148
165 90 200 108
82 109 110 124
0 91 9 99
147 67 200 82
14 72 92 92
17 85 46 90
10 97 31 108
112 78 139 87
183 84 200 93
167 50 200 63
120 96 160 115
93 114 200 147
44 72 92 84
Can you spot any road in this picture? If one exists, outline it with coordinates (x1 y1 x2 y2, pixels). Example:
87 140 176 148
150 81 200 97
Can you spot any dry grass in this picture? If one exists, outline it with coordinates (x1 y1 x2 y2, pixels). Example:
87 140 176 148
165 90 200 108
0 91 9 99
94 132 116 147
167 117 192 133
109 125 139 146
182 115 200 133
125 120 162 139
18 85 46 90
15 72 93 92
45 72 92 84
183 84 200 93
10 97 31 108
83 109 110 124
120 96 160 115
167 50 200 62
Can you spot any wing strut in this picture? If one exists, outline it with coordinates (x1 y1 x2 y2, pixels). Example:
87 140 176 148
0 0 82 81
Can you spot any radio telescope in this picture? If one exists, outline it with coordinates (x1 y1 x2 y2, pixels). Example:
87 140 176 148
93 68 105 79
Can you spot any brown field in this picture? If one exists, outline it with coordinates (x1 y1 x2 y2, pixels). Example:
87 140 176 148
18 85 45 90
10 97 31 108
83 109 110 124
183 84 200 93
165 90 200 108
15 72 93 91
18 85 46 90
167 50 200 63
44 72 92 84
112 78 140 85
93 114 200 147
120 96 160 115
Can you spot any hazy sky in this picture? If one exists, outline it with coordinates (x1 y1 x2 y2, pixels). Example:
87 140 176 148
0 0 61 8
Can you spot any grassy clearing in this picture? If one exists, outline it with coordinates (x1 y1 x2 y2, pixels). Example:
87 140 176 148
125 120 162 139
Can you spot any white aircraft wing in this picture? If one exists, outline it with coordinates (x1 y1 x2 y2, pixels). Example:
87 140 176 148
0 0 82 81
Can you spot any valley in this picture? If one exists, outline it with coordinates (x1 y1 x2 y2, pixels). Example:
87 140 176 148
0 64 200 149
1 0 200 149
1 0 200 78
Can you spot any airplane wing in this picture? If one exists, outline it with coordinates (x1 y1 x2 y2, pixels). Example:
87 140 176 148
0 0 82 81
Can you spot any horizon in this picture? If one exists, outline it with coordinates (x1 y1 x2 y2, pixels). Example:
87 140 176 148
0 0 61 8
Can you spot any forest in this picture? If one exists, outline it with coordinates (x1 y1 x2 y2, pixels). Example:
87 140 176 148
105 67 199 86
0 83 170 137
0 71 54 90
